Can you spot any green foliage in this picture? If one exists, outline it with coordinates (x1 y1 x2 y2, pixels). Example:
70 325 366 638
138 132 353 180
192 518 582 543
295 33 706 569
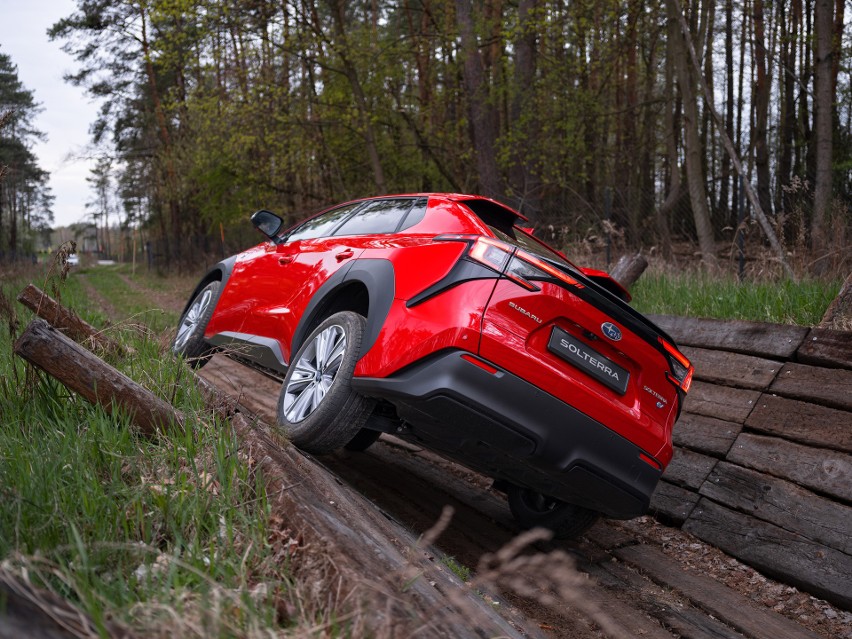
0 50 53 254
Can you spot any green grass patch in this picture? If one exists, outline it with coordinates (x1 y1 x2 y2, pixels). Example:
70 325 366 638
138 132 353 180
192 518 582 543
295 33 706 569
0 265 294 637
631 274 843 326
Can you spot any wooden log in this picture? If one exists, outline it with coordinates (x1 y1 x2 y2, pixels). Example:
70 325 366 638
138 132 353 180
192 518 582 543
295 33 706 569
726 433 852 503
647 315 808 359
610 253 648 289
16 284 125 355
672 413 742 456
797 327 852 369
683 381 761 423
192 375 535 638
769 362 852 411
661 447 718 491
13 319 182 437
682 499 852 611
592 559 754 639
745 394 852 454
819 271 852 329
680 345 782 390
0 569 133 639
700 461 852 554
649 481 700 524
614 543 825 639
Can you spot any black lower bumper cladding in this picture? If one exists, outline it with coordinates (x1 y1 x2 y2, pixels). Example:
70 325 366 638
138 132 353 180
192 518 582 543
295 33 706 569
352 350 661 519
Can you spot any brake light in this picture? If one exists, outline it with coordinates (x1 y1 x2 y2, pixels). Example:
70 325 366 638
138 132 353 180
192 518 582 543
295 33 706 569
435 234 584 292
659 338 694 393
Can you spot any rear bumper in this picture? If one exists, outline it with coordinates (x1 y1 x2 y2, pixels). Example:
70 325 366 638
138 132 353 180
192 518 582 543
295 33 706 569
351 350 662 519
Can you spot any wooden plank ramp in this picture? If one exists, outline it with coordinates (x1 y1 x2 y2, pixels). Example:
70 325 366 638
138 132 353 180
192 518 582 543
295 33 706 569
650 315 852 611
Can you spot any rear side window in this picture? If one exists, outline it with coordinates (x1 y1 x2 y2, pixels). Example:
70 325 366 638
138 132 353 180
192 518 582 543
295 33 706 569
286 203 361 242
334 198 425 236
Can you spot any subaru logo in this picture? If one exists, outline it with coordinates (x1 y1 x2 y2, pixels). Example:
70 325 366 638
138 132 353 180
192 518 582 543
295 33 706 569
601 322 622 341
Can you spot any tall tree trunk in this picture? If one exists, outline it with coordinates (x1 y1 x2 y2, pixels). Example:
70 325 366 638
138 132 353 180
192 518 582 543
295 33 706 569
666 0 718 268
456 0 502 197
139 1 180 264
718 0 734 224
325 0 387 194
776 0 797 215
508 0 541 221
752 0 773 218
811 0 833 269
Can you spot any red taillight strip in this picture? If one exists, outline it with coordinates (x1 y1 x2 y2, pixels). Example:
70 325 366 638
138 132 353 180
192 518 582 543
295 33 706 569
517 251 584 289
639 452 662 471
434 234 584 292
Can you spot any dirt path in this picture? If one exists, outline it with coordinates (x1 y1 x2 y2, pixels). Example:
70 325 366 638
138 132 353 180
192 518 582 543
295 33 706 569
198 354 851 639
76 273 121 321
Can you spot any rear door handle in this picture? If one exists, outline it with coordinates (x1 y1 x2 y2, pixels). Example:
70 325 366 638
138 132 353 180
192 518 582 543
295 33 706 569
336 249 354 262
278 255 294 265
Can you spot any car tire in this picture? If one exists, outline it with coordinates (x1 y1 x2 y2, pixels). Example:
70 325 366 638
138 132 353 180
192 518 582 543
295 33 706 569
507 485 599 540
277 311 375 454
172 280 219 368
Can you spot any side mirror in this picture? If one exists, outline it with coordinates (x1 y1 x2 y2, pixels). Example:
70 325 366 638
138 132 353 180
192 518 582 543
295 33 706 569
251 209 284 239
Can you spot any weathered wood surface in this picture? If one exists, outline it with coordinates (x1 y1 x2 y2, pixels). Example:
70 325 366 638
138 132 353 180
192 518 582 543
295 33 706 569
649 481 700 524
700 462 852 554
681 345 782 390
683 500 852 611
769 362 852 411
726 433 852 503
652 315 852 611
648 314 809 359
661 448 718 491
226 414 533 639
13 319 182 437
587 559 740 639
614 543 825 639
745 394 852 453
672 413 742 456
16 284 126 355
799 327 852 369
682 381 761 423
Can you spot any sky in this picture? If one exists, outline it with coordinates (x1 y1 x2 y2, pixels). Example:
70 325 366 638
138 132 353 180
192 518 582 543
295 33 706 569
0 0 100 228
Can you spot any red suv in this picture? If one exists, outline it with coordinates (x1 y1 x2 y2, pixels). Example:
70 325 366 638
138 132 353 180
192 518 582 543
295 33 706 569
174 194 692 538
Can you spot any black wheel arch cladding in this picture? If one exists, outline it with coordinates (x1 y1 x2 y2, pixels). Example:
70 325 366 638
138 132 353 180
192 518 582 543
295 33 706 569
291 258 395 360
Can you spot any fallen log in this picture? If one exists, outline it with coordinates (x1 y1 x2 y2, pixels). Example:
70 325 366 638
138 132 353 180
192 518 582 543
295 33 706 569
0 568 132 639
194 376 536 638
610 252 648 289
819 271 852 329
17 284 126 355
13 318 181 437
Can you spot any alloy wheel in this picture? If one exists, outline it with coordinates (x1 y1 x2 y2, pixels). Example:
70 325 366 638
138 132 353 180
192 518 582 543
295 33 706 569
281 324 347 423
174 288 213 350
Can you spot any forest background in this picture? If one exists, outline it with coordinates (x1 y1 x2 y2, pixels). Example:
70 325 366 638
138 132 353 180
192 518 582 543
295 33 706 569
1 0 850 276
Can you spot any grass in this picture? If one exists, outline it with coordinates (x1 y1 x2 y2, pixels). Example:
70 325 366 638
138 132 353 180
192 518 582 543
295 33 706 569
631 273 845 326
0 262 293 637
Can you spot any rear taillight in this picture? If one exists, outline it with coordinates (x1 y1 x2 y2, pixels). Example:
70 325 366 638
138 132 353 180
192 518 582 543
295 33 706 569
659 338 693 393
435 234 584 292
